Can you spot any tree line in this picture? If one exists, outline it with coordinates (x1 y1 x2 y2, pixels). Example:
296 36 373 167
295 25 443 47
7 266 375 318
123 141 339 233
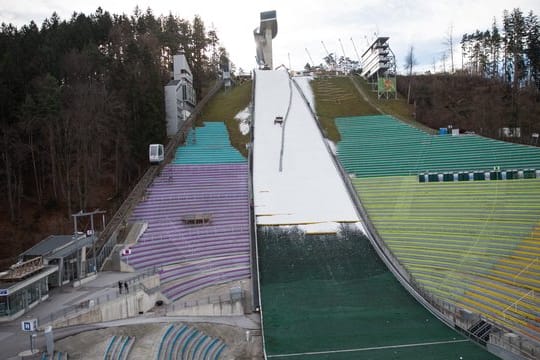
461 8 540 90
0 7 228 226
399 8 539 143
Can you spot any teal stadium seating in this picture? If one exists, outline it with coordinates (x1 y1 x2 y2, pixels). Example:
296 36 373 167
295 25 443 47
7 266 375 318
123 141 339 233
173 122 245 165
336 115 540 178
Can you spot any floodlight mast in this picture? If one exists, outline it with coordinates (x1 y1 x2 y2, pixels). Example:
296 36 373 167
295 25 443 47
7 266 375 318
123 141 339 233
305 48 315 66
338 38 347 58
350 37 361 63
321 41 336 69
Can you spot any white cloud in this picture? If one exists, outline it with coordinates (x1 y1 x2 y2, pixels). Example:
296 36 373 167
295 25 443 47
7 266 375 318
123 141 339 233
1 0 539 72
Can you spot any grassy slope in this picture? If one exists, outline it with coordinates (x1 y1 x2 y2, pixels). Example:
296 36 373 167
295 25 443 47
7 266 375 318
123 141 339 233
196 81 252 157
312 75 437 141
350 76 437 134
311 77 378 142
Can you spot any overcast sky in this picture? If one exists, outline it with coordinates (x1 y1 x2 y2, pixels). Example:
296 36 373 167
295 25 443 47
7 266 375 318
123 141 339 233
2 1 539 73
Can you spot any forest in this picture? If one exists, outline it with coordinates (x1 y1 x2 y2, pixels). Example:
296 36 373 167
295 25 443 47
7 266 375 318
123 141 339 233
0 7 228 262
400 8 540 143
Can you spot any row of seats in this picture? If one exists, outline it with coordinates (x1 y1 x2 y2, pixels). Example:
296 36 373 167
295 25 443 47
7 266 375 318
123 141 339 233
103 335 135 360
336 115 540 178
335 114 540 339
173 122 245 164
156 324 227 360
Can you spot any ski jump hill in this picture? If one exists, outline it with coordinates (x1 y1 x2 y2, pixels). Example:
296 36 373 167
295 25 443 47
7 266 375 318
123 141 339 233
252 69 503 359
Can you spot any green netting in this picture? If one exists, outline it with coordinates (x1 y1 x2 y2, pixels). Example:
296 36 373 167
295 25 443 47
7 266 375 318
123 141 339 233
258 226 495 359
336 115 540 178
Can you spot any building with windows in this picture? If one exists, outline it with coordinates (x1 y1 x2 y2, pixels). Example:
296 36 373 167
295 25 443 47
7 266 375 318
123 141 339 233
0 257 56 321
165 52 196 137
0 233 93 321
360 37 396 82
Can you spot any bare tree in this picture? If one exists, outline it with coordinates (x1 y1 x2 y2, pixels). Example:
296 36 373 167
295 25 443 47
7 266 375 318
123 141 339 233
443 23 455 73
404 45 418 103
441 51 448 73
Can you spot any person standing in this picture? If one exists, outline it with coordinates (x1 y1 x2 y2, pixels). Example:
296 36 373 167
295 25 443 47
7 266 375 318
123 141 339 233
124 281 129 293
118 281 122 294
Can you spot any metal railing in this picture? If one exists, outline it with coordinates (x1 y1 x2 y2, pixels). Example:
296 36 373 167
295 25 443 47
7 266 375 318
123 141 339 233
39 268 159 327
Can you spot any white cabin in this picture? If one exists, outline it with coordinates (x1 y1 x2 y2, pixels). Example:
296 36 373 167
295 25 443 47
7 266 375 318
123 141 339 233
149 144 164 164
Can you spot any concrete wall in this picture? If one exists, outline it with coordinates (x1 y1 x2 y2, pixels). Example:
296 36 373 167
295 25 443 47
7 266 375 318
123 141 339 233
50 289 159 328
49 275 162 328
167 298 244 316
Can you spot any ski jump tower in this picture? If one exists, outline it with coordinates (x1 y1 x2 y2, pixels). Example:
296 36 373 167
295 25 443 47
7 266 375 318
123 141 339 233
254 10 278 69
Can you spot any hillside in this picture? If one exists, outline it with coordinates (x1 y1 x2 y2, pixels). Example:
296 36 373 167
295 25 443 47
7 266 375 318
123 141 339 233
398 74 540 144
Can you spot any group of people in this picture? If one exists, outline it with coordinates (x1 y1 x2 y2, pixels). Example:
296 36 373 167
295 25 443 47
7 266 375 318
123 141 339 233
118 281 129 294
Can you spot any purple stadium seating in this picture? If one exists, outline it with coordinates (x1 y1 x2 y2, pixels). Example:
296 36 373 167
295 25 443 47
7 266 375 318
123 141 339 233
126 162 251 301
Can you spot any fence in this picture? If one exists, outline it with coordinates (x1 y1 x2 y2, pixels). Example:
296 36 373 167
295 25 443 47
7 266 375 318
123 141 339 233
38 268 159 327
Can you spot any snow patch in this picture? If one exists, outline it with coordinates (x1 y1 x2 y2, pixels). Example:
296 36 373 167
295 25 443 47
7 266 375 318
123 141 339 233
234 107 251 135
252 70 364 234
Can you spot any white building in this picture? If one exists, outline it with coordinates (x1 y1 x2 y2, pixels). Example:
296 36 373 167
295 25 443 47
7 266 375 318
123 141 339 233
361 37 395 82
165 53 196 137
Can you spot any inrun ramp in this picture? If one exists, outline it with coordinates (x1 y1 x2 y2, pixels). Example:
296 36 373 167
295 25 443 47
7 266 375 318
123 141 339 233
252 70 360 233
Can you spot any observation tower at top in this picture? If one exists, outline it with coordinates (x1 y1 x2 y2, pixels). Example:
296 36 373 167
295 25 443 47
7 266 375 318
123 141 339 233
254 10 278 69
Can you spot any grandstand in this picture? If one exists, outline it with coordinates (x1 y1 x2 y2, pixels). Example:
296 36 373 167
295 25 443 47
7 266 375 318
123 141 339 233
337 115 540 178
127 122 251 302
336 114 540 356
